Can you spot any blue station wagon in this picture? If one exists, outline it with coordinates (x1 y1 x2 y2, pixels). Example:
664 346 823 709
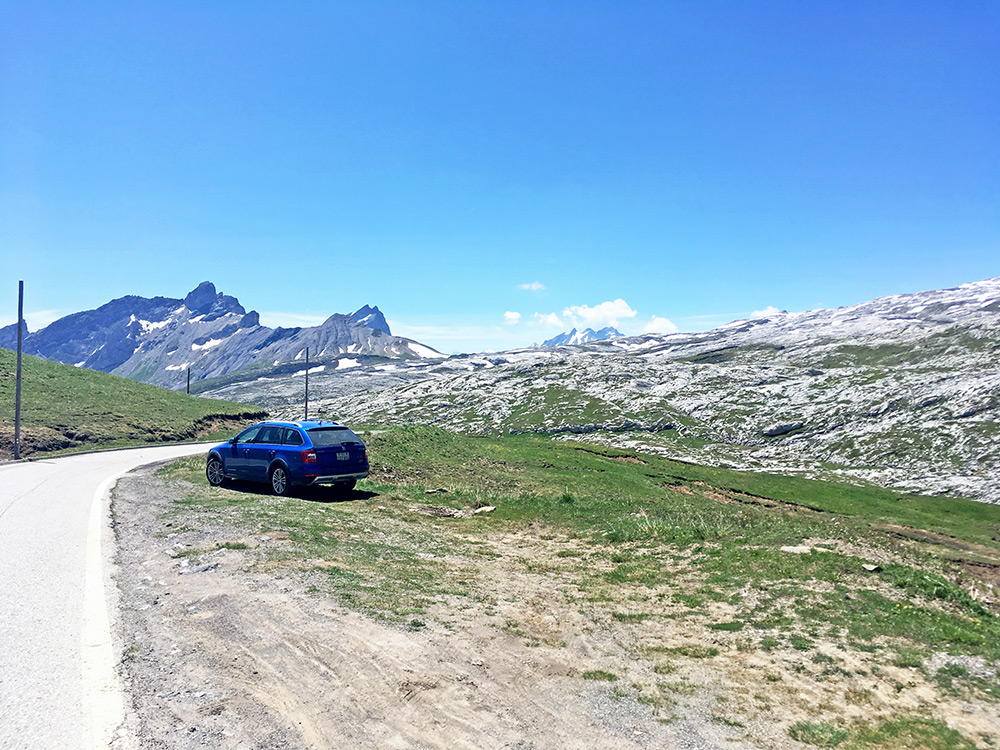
206 420 369 496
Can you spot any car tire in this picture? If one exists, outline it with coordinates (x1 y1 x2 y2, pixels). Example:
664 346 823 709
206 457 226 487
270 465 291 496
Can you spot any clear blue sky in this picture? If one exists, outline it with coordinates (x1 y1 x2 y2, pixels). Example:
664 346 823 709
2 1 997 353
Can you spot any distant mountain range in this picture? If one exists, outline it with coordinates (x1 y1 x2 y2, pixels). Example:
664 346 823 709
8 277 999 503
537 327 623 347
249 277 997 504
0 282 443 389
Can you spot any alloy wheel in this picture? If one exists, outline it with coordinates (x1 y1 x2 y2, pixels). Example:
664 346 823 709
271 467 287 495
207 459 224 486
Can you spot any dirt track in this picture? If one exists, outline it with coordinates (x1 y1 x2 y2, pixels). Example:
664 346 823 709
111 466 752 749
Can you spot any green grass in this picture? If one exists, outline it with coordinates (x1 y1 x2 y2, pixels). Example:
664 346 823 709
156 456 466 620
931 663 1000 701
156 424 1000 740
612 612 653 623
659 644 719 659
711 715 745 728
582 670 618 682
788 722 850 747
709 620 744 631
789 717 980 749
0 348 265 458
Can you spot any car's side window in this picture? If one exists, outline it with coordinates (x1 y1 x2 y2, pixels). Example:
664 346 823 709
237 426 263 443
282 428 304 446
257 426 282 444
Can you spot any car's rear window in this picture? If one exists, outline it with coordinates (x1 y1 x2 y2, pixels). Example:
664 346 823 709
282 428 304 446
307 427 362 447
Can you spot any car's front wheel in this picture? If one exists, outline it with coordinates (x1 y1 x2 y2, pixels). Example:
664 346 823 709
206 457 226 487
270 465 291 496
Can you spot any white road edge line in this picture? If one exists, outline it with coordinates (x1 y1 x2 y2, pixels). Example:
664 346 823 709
82 468 131 750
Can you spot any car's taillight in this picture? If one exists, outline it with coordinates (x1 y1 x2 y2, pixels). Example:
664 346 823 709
364 447 368 462
301 450 317 464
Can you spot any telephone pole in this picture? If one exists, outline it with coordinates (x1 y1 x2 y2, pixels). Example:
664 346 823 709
13 281 24 460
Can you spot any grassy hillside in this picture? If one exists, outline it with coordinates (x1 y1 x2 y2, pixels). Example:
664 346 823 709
0 348 266 458
159 425 1000 747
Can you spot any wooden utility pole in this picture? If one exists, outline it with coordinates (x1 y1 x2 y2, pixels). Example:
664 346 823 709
304 347 309 420
13 281 23 460
186 367 190 394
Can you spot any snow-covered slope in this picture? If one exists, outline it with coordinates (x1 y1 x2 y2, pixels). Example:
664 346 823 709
537 326 623 347
244 278 999 503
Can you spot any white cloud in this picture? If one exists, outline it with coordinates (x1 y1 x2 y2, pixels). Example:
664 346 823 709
518 281 546 292
526 299 678 337
562 299 637 328
751 306 781 319
532 312 563 328
503 311 521 325
642 316 679 334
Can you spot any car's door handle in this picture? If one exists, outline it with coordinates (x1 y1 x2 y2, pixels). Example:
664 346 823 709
243 449 250 456
269 450 276 457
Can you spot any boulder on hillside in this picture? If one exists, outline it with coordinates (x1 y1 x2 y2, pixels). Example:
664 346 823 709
762 422 805 438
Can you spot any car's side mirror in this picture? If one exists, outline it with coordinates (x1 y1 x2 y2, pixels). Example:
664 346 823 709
229 437 238 445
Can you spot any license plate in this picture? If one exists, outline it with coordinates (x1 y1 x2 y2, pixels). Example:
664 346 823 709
336 452 350 461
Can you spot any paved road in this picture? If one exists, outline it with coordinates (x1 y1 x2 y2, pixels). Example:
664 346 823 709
0 444 212 750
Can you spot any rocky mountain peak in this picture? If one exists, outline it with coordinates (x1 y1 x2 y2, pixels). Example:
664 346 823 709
348 305 391 335
183 281 246 320
0 283 442 391
184 282 219 313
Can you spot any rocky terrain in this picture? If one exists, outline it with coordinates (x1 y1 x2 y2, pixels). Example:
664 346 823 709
1 282 443 389
208 278 1000 503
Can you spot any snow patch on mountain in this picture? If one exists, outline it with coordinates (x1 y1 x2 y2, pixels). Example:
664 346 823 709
537 327 624 348
407 342 447 358
191 338 224 351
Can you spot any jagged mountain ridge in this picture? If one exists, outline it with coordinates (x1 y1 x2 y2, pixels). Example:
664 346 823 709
240 277 999 503
537 326 623 347
6 282 443 389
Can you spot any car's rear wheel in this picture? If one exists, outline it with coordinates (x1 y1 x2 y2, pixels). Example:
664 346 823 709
206 457 226 487
270 465 290 496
